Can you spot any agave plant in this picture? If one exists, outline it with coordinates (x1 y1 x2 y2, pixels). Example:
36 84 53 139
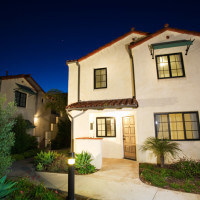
75 151 96 174
140 137 181 167
0 176 17 199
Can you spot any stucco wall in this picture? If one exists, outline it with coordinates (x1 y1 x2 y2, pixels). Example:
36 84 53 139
0 78 51 139
132 30 200 163
72 109 137 159
68 33 146 105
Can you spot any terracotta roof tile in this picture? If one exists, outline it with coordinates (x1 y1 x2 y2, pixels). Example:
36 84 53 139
129 27 200 49
66 97 138 111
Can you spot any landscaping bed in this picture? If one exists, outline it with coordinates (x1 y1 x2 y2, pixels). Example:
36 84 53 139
7 177 96 200
139 160 200 194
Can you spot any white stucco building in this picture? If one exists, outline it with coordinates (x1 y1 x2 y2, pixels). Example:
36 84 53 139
0 74 51 147
66 25 200 168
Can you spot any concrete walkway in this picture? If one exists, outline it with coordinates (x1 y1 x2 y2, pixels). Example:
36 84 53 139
9 158 200 200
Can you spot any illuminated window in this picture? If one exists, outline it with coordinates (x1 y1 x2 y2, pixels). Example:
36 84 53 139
156 53 185 79
94 68 107 89
15 91 27 107
96 117 116 137
154 112 200 140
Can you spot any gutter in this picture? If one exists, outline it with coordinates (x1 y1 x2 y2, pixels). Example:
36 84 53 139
76 61 81 102
128 46 136 98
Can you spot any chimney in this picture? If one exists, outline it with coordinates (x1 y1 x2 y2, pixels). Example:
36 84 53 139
6 71 8 76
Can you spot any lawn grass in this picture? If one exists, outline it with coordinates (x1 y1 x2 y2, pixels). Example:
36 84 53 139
140 163 200 194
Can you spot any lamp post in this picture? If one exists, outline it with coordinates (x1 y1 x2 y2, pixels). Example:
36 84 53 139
67 152 75 200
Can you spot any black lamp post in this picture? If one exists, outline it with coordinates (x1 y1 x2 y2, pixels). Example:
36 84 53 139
67 152 75 200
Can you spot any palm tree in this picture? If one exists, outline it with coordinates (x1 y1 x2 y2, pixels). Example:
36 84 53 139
140 137 181 167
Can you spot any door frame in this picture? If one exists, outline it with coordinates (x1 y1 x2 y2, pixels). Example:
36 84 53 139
122 115 137 160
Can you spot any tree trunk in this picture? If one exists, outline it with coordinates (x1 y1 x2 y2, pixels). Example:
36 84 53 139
160 155 164 168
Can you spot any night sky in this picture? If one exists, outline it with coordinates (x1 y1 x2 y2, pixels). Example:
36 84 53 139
0 0 200 92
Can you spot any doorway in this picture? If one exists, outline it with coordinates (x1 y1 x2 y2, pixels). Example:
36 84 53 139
122 116 136 160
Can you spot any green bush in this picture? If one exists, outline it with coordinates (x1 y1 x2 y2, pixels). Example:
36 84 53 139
35 151 57 170
51 117 71 150
173 158 200 178
12 115 38 154
48 154 68 173
36 163 44 171
170 183 181 189
75 151 96 174
23 149 40 159
12 154 25 161
7 178 63 200
0 176 17 199
0 96 16 177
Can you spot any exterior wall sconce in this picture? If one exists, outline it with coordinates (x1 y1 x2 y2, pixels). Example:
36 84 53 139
67 152 75 200
34 116 38 124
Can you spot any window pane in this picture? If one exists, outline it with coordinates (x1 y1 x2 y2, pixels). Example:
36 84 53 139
101 82 106 87
96 82 101 88
96 70 100 75
96 76 100 82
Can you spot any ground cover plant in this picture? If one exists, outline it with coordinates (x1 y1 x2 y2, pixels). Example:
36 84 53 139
140 158 200 194
6 177 95 200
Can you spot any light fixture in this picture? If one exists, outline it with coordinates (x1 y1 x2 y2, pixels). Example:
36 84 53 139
34 116 38 124
67 152 75 200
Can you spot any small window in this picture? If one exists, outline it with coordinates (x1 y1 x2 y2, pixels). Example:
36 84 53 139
96 117 116 137
15 91 27 107
154 112 200 140
156 53 185 79
94 68 107 89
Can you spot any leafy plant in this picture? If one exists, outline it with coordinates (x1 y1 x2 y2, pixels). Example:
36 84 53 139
48 154 68 172
170 183 181 189
36 163 44 171
0 176 17 199
75 151 96 174
12 154 25 161
0 96 16 177
173 158 200 178
35 151 57 170
7 178 63 200
140 137 181 167
12 115 38 154
51 117 71 150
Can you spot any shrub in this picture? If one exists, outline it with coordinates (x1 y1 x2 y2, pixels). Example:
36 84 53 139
0 176 17 199
36 163 44 171
173 158 200 178
48 154 68 173
12 115 38 154
75 151 96 174
51 117 71 150
23 149 40 159
170 183 181 189
12 154 25 161
0 96 16 177
7 178 63 200
35 151 57 170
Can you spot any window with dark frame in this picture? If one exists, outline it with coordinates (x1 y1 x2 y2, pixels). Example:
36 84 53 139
94 68 107 89
154 112 200 140
15 91 27 107
96 117 116 137
155 53 185 79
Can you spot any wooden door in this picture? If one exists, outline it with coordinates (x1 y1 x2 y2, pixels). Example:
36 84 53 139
122 116 136 160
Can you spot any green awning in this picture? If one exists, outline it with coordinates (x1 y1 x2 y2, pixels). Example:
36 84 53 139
149 39 194 59
16 83 37 95
151 40 194 50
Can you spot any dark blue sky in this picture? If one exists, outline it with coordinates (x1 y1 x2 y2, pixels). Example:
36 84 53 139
0 0 200 92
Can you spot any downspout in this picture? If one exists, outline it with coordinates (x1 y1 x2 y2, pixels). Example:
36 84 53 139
76 61 81 102
128 46 136 98
66 110 85 152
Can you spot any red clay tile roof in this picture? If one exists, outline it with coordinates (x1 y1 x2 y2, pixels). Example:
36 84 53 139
129 27 200 49
66 97 138 111
0 74 45 93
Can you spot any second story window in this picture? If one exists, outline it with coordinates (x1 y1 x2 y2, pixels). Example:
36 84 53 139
155 53 185 79
94 68 107 89
15 91 27 107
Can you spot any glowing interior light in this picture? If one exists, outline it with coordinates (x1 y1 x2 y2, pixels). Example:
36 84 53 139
34 116 38 124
